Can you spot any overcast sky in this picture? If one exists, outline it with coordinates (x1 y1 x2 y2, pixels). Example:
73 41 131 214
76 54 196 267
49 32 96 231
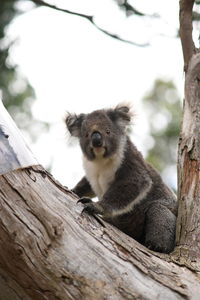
7 0 183 188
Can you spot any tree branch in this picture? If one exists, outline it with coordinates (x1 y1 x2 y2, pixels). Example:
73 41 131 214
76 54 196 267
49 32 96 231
179 0 196 72
31 0 149 47
117 0 159 18
118 0 146 17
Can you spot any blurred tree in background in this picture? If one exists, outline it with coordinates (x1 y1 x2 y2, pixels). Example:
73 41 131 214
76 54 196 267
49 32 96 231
144 79 181 190
0 0 48 142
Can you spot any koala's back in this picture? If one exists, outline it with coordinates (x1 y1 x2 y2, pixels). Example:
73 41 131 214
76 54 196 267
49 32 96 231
113 139 177 212
104 139 177 247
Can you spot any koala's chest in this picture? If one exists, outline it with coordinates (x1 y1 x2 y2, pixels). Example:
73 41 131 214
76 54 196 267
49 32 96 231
83 157 119 199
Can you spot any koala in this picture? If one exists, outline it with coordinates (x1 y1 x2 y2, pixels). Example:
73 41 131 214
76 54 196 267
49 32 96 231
65 104 177 253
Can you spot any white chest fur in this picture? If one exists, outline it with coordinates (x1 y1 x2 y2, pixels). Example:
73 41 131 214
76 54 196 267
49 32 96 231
83 153 123 200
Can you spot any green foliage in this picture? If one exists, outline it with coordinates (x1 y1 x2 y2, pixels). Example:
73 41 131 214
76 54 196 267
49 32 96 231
143 79 181 188
0 0 48 141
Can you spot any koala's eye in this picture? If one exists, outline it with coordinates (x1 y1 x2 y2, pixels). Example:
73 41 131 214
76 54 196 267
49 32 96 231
106 130 110 135
85 132 89 138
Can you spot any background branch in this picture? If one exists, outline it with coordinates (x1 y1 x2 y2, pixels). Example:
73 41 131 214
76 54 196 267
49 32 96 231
31 0 149 47
117 0 146 17
116 0 159 18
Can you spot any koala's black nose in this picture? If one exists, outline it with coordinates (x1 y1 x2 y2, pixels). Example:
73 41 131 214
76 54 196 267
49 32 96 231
91 132 103 147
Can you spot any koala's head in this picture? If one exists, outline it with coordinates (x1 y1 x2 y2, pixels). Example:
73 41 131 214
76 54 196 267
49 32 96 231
65 104 132 160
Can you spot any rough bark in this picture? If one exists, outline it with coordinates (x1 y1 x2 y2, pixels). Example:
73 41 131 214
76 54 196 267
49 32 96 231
175 0 200 269
0 165 200 300
176 52 200 268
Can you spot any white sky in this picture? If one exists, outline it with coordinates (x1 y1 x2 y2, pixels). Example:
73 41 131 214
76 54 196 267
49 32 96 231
7 0 184 189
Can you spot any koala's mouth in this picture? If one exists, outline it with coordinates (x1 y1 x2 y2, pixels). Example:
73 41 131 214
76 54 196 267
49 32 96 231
92 146 106 158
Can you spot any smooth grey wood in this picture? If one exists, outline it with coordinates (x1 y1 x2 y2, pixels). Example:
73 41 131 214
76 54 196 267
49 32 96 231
0 100 38 175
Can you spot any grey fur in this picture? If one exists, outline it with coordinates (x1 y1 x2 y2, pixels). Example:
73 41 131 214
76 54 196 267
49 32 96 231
65 105 177 253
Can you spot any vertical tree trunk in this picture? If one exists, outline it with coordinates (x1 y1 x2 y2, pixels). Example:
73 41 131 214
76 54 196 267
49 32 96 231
176 53 200 267
176 0 200 268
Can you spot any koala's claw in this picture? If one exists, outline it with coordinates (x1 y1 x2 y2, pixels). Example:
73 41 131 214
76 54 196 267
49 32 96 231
77 198 99 215
77 197 92 204
81 203 100 215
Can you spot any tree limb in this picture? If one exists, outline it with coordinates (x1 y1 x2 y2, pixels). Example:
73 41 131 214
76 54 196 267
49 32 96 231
0 164 200 299
116 0 159 18
118 0 146 17
31 0 149 47
179 0 196 72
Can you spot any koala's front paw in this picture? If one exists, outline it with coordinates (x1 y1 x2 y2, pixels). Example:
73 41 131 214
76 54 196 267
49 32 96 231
82 203 100 215
77 197 93 204
77 199 103 216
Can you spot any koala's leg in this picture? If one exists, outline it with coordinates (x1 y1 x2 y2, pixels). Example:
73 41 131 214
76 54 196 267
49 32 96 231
72 176 95 198
144 202 176 253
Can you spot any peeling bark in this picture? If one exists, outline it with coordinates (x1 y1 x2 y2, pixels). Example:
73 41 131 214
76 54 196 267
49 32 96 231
176 53 200 267
0 165 200 300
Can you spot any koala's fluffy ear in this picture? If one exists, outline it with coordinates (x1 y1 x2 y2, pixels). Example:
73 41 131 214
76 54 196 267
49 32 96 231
65 113 85 137
107 104 133 128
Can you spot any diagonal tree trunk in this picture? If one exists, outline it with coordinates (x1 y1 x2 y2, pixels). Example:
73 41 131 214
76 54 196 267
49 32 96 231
0 151 200 300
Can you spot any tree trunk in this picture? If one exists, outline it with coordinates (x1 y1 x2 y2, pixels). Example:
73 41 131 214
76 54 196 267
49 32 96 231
0 166 200 300
176 53 200 268
175 0 200 269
